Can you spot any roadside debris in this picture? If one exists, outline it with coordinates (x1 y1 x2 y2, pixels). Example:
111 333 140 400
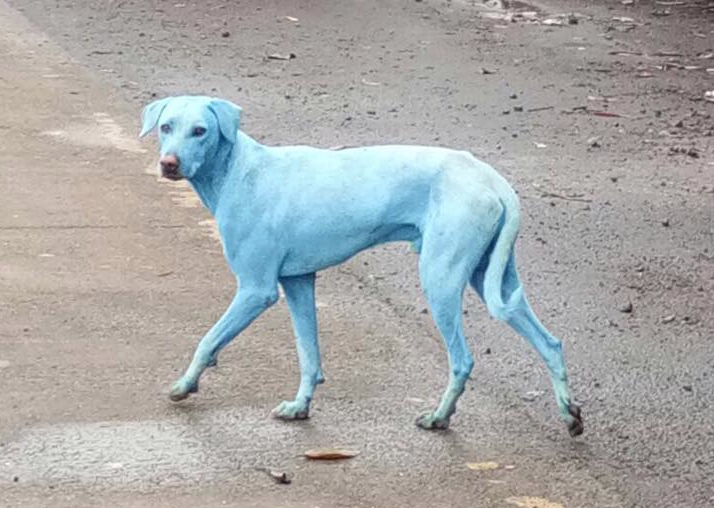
542 14 578 26
662 315 676 324
587 137 601 148
610 16 639 30
668 146 700 158
506 497 564 508
361 78 381 86
609 49 642 56
477 3 582 27
651 50 682 57
527 105 554 112
304 448 360 460
267 52 296 60
521 390 543 402
466 462 500 471
705 91 714 103
480 67 496 75
588 95 617 103
619 302 633 314
590 110 625 118
540 191 592 203
255 467 292 484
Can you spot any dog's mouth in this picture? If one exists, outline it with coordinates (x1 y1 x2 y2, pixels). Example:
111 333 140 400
161 168 184 181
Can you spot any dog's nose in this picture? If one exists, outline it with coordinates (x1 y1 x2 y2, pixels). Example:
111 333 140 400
159 154 182 180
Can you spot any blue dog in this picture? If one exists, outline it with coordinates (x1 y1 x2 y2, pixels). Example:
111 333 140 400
140 95 583 436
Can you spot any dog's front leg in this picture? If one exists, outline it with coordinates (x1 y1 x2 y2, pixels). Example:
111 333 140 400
272 273 324 420
169 284 279 401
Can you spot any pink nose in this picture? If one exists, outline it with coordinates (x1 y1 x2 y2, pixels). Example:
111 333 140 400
159 154 182 180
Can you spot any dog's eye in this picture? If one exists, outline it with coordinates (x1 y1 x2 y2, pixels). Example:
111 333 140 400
192 126 207 137
160 124 171 134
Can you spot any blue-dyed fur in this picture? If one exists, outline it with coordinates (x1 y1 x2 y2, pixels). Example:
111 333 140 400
140 95 582 436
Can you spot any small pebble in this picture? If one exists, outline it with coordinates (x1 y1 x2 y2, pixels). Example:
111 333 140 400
619 302 633 313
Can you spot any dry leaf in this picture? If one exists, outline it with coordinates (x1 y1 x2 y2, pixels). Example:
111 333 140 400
506 497 565 508
466 461 499 471
304 448 360 460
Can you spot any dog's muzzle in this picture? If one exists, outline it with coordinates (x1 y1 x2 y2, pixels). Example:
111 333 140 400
159 154 184 181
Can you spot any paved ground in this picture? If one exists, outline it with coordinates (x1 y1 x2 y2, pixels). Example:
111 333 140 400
1 1 712 507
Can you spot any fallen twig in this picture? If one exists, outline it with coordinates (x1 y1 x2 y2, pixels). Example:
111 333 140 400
540 191 592 203
527 106 555 113
590 110 626 118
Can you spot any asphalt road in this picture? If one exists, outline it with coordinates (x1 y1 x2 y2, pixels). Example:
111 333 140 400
1 1 713 507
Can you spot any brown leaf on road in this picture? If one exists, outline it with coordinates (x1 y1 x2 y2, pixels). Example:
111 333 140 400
304 448 360 460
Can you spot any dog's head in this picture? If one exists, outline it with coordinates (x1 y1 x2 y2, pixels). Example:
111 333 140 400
139 95 241 180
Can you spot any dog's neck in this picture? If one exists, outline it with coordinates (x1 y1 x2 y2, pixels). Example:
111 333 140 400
188 131 257 214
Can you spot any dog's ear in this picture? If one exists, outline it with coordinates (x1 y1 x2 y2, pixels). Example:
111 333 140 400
139 97 171 138
208 99 242 144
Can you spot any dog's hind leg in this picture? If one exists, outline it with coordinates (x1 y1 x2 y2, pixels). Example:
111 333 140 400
169 283 279 401
415 198 501 430
415 277 473 430
272 273 324 420
473 255 583 436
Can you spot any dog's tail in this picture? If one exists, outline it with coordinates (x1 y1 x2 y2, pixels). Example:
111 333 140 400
481 193 524 320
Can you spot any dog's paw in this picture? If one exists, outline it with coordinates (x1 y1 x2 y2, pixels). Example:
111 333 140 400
566 403 584 437
271 400 310 420
415 412 450 431
169 379 198 402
